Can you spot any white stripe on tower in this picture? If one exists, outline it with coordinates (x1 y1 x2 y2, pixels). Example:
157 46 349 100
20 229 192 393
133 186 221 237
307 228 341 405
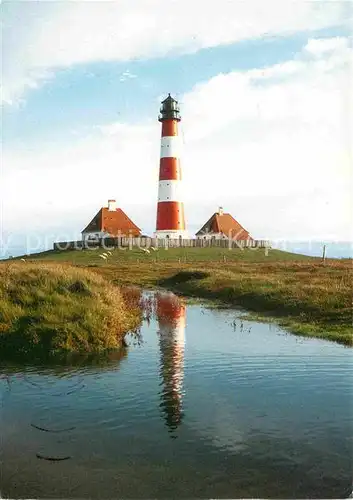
158 180 183 202
160 136 182 158
155 94 187 239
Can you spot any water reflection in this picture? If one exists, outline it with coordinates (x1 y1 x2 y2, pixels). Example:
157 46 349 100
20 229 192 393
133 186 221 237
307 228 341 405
1 346 129 376
156 292 186 436
1 290 352 499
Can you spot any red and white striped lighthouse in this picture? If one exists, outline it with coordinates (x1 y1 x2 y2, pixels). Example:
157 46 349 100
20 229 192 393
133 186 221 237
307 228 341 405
155 94 187 239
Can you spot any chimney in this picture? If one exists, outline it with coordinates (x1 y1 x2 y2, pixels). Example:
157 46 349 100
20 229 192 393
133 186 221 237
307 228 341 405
108 199 117 211
218 206 224 216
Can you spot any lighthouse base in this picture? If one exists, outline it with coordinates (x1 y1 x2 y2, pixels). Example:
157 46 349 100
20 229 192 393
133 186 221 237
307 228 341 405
155 230 189 240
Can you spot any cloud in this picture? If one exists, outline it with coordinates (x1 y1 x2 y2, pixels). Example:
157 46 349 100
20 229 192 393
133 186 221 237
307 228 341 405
119 70 137 82
2 0 350 104
179 36 352 240
1 69 53 107
304 36 351 56
2 36 352 243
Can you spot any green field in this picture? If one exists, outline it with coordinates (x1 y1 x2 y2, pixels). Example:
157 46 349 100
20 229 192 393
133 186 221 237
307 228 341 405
8 246 351 346
28 246 312 264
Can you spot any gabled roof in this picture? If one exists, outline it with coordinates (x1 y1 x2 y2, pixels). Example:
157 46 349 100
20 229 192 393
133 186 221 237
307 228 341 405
82 207 141 236
196 212 251 240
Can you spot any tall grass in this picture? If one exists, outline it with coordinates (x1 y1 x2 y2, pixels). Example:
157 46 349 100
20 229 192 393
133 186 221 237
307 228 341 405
0 262 141 357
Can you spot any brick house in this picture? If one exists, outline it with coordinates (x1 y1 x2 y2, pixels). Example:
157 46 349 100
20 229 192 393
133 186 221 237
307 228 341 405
195 207 251 241
81 200 141 241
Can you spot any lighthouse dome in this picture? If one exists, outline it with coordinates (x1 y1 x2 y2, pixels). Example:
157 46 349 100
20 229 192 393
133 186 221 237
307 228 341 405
159 94 181 122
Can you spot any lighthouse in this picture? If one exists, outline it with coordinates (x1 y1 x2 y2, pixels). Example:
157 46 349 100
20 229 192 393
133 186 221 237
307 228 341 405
155 94 187 239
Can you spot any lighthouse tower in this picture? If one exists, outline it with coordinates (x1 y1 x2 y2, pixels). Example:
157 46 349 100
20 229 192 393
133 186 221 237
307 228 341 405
155 94 187 239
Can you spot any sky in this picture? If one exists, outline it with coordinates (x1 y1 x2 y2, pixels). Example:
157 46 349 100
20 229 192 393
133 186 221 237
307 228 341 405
1 0 353 257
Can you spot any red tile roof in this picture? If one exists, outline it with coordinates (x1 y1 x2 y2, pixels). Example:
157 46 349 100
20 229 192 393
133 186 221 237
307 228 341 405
196 212 251 240
82 207 141 237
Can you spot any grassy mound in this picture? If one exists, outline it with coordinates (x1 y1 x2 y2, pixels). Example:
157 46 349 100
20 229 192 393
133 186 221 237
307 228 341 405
0 263 141 357
161 270 210 284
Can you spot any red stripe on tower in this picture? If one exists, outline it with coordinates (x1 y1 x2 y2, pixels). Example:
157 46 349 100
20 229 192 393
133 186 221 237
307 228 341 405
155 94 187 239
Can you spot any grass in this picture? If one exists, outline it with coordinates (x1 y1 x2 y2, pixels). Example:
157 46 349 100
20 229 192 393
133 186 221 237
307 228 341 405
6 247 353 346
26 246 312 264
0 262 141 358
158 263 352 345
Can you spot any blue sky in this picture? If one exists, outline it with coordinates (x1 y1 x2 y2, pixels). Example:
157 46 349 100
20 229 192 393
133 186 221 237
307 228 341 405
3 25 350 147
1 0 352 257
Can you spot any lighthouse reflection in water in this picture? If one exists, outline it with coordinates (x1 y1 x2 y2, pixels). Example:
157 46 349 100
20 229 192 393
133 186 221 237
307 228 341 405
155 292 186 436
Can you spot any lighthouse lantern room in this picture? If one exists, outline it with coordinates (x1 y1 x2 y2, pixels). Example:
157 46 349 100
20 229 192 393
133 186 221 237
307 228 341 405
155 94 187 239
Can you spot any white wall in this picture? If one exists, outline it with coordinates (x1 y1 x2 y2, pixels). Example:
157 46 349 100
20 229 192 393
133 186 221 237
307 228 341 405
155 230 188 239
196 232 227 240
82 231 109 242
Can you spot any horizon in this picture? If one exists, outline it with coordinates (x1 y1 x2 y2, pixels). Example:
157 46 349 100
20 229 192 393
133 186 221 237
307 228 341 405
1 236 352 260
